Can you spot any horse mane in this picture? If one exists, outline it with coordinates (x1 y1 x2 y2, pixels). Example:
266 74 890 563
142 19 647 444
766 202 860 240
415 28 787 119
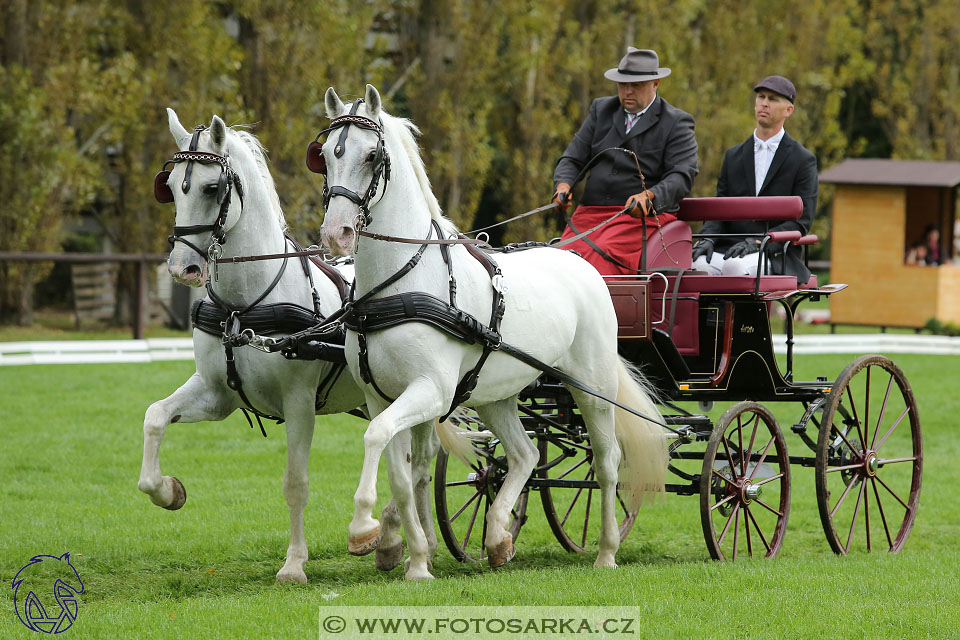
227 127 288 233
379 111 459 237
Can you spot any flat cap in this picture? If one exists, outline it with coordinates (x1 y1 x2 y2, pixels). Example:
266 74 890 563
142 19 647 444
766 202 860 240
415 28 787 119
754 75 796 103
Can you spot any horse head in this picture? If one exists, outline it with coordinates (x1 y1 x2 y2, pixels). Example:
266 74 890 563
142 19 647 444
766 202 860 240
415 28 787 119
12 553 84 634
316 84 390 257
160 108 245 287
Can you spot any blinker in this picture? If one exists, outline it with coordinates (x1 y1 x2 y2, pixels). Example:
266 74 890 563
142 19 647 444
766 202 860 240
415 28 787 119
154 170 174 203
305 141 327 174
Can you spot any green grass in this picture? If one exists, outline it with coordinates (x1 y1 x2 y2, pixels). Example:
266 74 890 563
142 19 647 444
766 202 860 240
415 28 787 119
0 310 190 342
2 355 959 638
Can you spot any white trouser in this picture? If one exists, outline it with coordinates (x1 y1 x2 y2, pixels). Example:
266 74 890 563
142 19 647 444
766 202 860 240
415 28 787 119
692 252 768 276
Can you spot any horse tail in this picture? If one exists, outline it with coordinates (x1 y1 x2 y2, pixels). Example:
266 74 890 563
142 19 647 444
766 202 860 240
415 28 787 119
434 409 486 467
614 357 668 513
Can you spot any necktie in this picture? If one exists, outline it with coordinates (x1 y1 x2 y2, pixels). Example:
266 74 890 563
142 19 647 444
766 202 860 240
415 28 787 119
755 139 776 194
626 112 639 133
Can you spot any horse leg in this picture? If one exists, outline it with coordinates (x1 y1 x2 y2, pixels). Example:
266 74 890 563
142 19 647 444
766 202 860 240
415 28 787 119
383 430 433 580
568 390 621 568
376 421 438 572
276 402 316 584
475 398 539 567
138 373 235 508
349 379 445 558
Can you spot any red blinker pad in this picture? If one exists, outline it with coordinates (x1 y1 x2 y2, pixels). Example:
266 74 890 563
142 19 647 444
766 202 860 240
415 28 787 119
306 141 327 174
154 170 174 203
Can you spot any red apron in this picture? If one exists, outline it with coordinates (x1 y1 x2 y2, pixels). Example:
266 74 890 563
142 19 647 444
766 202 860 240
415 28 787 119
560 205 677 276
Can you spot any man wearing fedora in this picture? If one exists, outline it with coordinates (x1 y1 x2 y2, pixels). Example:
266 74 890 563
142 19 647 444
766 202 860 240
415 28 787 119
691 75 818 281
552 47 699 275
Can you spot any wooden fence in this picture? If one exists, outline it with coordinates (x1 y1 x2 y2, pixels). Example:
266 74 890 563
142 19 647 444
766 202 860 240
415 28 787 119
0 252 169 338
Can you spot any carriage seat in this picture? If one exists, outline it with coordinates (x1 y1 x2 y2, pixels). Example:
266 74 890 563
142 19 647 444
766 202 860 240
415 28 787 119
642 219 692 270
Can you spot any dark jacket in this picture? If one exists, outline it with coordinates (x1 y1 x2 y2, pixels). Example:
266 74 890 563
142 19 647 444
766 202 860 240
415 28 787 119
553 95 699 212
703 132 818 280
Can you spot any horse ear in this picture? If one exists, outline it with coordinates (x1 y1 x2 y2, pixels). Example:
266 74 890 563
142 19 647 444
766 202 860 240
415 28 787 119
167 108 191 148
365 84 382 120
325 87 344 119
210 115 227 151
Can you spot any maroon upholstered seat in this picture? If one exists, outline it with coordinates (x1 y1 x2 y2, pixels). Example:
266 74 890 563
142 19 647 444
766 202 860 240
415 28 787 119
643 219 692 270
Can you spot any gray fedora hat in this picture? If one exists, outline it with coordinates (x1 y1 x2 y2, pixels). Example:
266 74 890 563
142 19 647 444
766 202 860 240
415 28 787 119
604 47 671 83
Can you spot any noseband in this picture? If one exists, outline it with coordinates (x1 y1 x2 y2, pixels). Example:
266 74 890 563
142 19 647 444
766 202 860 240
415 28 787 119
305 99 391 229
155 125 245 262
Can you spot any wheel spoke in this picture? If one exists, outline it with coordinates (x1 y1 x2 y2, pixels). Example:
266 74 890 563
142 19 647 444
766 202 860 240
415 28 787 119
445 479 478 488
744 504 772 552
871 477 894 548
753 497 783 518
754 472 785 487
711 468 736 486
846 384 867 451
830 472 862 518
717 502 741 547
732 507 741 560
878 456 917 466
743 501 753 556
864 475 872 552
844 478 866 553
556 456 589 480
874 406 911 452
581 475 594 549
874 473 910 510
744 413 760 473
748 436 776 481
831 423 862 459
737 416 746 477
721 436 739 478
461 491 483 548
710 493 737 511
863 366 871 451
560 467 592 528
871 373 895 449
450 489 481 522
825 463 863 474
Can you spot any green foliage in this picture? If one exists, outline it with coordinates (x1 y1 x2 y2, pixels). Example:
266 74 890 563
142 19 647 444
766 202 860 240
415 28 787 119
2 1 958 317
923 317 960 336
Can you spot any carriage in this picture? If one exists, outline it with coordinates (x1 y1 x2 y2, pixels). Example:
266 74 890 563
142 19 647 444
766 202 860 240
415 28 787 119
432 195 922 563
150 90 922 581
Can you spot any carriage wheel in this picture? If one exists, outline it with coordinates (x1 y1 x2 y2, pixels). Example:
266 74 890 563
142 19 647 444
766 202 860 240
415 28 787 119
700 402 790 561
815 355 922 554
538 433 636 553
434 420 529 563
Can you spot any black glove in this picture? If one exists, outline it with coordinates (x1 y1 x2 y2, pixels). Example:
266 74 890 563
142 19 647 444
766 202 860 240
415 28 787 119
723 239 760 259
691 239 715 262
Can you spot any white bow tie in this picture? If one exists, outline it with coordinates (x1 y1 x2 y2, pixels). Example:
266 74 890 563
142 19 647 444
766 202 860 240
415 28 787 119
755 139 777 153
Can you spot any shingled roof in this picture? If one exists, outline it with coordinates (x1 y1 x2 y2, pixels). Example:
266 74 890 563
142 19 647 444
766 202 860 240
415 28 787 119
819 159 960 188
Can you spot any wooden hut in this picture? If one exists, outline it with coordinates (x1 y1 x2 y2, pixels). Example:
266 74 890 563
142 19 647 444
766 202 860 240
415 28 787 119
820 159 960 329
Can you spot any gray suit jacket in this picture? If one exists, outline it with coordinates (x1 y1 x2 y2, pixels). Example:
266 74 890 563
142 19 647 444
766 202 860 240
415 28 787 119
703 132 818 279
553 95 699 212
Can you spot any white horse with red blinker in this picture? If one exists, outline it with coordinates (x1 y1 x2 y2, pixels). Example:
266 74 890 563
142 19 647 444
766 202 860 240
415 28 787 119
138 109 438 583
317 84 668 580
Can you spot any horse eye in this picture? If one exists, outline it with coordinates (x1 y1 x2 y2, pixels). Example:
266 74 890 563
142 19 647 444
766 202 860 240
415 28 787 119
366 150 376 163
202 183 219 196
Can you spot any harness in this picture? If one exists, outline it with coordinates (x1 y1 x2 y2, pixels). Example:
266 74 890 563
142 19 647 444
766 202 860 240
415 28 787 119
304 112 683 435
343 221 505 421
156 128 351 435
155 125 245 270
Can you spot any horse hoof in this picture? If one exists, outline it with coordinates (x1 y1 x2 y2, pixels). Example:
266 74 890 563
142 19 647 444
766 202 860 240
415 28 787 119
486 535 515 568
375 543 404 571
163 477 187 511
348 528 381 556
276 568 308 584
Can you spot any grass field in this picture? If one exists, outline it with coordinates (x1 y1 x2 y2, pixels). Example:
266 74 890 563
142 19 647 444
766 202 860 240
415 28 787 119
2 354 959 639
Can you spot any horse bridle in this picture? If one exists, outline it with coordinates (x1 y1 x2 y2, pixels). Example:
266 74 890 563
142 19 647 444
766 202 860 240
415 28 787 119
155 125 244 263
305 99 391 229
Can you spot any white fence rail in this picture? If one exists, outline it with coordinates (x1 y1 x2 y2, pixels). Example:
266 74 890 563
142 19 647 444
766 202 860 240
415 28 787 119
2 334 960 366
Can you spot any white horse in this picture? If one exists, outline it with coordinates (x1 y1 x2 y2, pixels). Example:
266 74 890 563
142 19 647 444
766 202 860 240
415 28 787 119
316 84 668 580
138 109 438 583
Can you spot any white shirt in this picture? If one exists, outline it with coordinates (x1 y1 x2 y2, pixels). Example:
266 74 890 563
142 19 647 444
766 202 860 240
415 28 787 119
625 97 656 132
754 128 785 195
